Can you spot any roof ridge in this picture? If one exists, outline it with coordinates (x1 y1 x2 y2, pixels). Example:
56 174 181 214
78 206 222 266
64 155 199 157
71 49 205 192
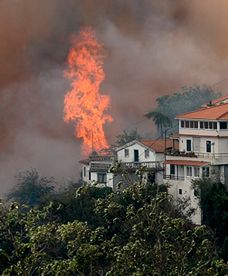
176 102 228 119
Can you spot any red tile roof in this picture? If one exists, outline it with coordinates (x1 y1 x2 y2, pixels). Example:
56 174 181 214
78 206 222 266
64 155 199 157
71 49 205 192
140 139 178 153
176 102 228 120
164 160 209 166
201 95 228 107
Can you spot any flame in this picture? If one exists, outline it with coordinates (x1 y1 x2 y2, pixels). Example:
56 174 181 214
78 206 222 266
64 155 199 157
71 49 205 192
64 27 113 156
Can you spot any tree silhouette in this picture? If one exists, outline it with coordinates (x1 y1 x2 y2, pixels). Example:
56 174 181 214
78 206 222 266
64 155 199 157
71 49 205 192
144 111 172 137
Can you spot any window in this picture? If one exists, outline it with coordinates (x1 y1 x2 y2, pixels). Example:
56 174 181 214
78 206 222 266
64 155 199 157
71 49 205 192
124 149 129 157
200 121 204 129
213 122 217 129
89 172 91 181
186 166 192 177
186 139 192 152
134 149 139 162
170 164 175 175
181 121 184 128
194 167 200 177
202 167 210 177
190 121 194 128
185 121 189 128
178 189 182 195
204 122 208 129
145 149 149 158
220 122 227 129
209 122 213 129
206 141 212 153
83 167 86 177
97 173 107 183
194 121 198 128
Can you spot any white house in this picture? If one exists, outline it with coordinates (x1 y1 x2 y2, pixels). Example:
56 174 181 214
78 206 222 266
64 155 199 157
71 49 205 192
164 96 228 225
80 152 115 188
116 139 177 186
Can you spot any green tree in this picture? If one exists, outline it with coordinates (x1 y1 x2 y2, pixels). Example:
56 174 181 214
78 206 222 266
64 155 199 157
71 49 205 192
0 182 227 275
145 86 220 133
193 178 228 261
7 169 55 207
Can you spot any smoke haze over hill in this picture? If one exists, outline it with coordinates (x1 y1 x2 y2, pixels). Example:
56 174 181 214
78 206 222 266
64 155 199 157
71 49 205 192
0 0 228 194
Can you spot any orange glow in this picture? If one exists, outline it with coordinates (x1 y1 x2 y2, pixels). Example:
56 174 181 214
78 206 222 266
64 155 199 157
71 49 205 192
64 27 112 156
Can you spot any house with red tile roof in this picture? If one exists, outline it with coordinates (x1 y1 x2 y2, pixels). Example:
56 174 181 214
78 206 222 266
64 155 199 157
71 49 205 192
164 95 228 225
115 138 177 187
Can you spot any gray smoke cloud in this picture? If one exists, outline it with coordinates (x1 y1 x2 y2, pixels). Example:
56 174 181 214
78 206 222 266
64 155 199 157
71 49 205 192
0 0 227 195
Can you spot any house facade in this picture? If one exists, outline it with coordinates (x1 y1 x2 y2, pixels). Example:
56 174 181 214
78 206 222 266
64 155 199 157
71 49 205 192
164 97 228 224
80 139 175 190
116 139 176 186
80 152 115 188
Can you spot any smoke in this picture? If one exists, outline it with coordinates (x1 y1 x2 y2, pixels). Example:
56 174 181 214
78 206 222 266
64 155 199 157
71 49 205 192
0 0 228 194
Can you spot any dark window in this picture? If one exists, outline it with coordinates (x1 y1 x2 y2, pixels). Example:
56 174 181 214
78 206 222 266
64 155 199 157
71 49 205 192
97 173 107 183
209 122 213 129
202 167 210 177
181 121 184 128
213 122 217 129
190 121 194 128
170 164 175 175
204 122 208 129
83 167 86 177
134 150 139 162
220 122 227 129
186 139 192 151
89 172 91 181
194 121 198 128
194 167 200 177
179 189 182 195
124 149 129 157
186 166 193 176
206 141 212 153
185 121 189 128
200 121 204 128
145 149 149 158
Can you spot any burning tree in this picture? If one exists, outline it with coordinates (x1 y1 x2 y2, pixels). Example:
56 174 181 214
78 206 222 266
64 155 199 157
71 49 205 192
64 27 113 156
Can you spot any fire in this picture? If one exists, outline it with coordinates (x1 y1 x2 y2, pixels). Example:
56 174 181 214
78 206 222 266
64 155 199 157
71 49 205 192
64 27 113 156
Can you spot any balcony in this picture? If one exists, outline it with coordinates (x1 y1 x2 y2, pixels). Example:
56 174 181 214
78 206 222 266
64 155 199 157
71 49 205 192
123 161 162 171
163 174 185 181
166 149 197 157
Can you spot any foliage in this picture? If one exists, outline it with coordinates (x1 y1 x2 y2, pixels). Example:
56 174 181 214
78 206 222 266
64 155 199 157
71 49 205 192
193 178 228 261
145 86 220 135
114 129 141 147
0 182 227 275
7 169 55 207
144 111 172 137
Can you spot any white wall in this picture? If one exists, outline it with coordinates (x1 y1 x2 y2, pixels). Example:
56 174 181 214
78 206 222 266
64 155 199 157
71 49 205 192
165 176 201 225
117 142 157 163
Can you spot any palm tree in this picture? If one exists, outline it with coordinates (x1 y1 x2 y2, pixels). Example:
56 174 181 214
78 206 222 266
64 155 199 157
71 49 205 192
144 111 172 137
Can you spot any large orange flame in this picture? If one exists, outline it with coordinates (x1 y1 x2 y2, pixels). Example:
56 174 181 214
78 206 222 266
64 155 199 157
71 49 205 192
64 27 113 156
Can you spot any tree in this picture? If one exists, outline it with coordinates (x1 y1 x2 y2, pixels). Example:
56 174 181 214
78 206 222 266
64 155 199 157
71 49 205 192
1 182 227 275
145 86 220 134
193 178 228 261
113 129 141 147
144 111 172 137
7 169 55 207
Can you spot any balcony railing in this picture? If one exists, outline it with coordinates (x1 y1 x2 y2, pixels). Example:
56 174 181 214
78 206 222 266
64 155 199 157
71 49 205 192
163 174 185 181
166 150 197 157
123 161 162 170
166 150 228 159
89 155 115 162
